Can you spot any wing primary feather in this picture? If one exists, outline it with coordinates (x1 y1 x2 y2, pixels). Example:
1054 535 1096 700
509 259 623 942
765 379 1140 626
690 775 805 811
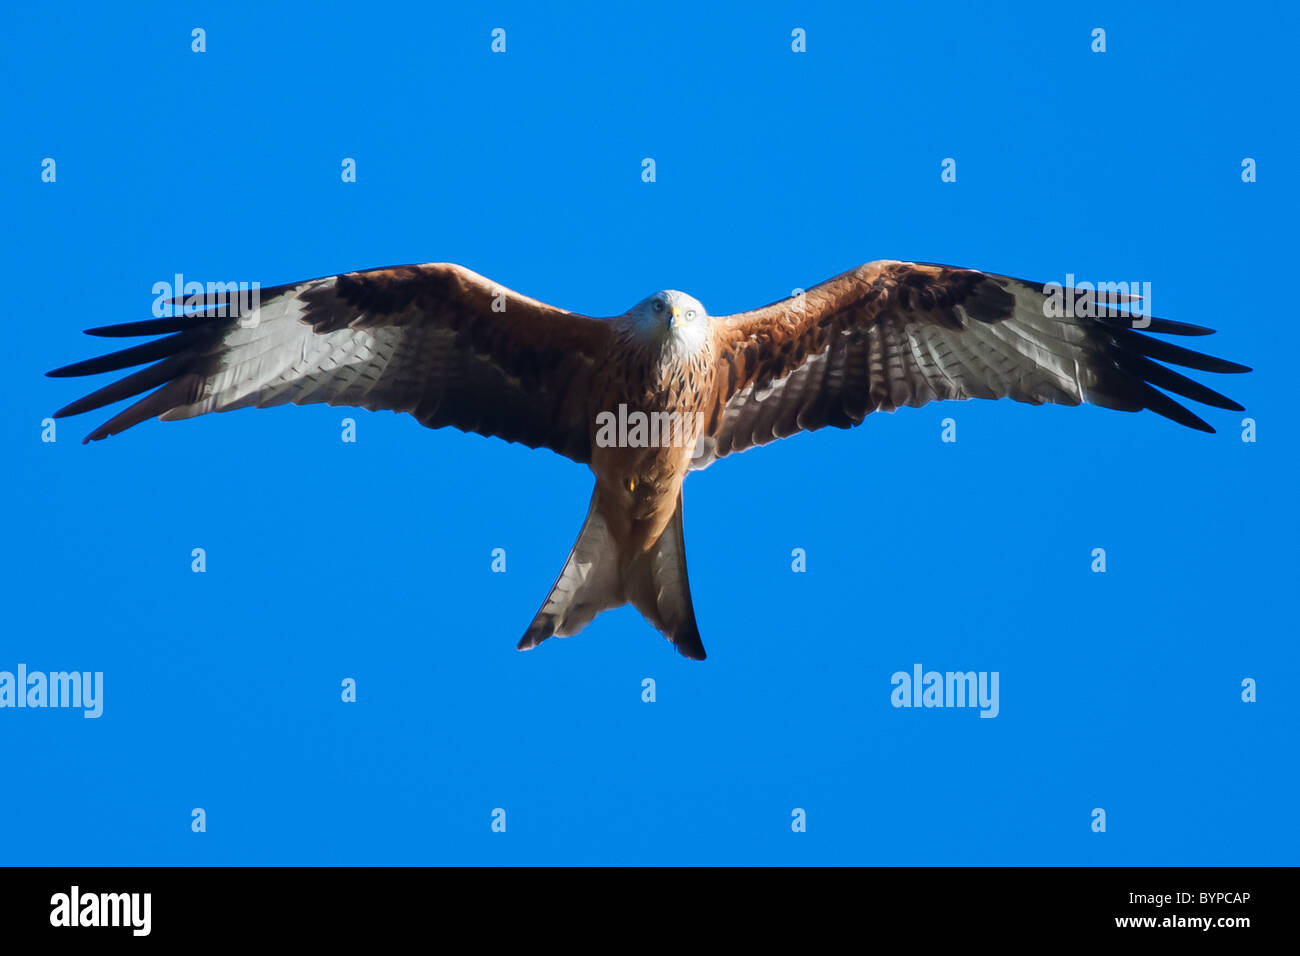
1120 376 1215 432
52 355 194 419
1093 314 1214 336
1109 327 1251 374
80 376 205 444
84 314 225 338
46 328 208 377
1113 353 1245 411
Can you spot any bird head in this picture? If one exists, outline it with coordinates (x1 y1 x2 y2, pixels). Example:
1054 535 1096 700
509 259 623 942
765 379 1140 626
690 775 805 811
628 290 711 355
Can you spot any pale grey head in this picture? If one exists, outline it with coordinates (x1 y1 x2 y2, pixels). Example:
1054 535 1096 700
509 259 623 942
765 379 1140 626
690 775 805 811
624 289 711 357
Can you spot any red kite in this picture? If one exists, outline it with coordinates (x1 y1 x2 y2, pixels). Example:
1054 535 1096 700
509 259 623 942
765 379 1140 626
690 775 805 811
49 260 1250 659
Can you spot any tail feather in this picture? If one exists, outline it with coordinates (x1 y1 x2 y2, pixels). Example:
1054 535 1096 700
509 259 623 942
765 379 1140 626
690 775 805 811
624 493 705 660
518 492 623 651
518 488 706 660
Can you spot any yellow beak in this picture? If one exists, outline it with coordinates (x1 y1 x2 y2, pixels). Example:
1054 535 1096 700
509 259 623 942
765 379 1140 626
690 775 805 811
670 305 683 328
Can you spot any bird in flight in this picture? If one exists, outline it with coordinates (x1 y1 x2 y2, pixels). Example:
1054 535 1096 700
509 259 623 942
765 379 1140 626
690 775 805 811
49 260 1250 659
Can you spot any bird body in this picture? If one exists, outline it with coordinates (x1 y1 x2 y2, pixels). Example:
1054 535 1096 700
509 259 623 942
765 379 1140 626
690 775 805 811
592 296 715 551
49 260 1250 660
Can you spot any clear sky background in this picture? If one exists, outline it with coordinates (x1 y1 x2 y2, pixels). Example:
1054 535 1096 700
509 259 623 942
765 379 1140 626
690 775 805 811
2 1 1295 864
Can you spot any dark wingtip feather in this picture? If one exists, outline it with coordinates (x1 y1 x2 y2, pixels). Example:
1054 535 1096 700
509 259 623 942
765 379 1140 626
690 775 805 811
1116 354 1245 413
46 362 90 378
50 355 191 420
1123 378 1216 432
1150 319 1215 337
1073 298 1250 432
85 315 219 338
75 376 200 443
676 639 707 661
1109 327 1252 375
47 330 202 378
1097 315 1216 337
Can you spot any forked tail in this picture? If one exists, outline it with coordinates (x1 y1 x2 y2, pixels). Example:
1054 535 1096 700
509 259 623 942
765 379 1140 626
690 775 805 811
517 488 705 660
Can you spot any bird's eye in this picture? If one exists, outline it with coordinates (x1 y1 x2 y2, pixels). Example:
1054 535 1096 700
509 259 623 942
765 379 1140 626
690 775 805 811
686 309 697 320
653 300 664 312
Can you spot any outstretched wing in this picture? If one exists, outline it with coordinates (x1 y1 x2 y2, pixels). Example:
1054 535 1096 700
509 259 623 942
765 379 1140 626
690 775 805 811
692 260 1250 469
49 263 612 461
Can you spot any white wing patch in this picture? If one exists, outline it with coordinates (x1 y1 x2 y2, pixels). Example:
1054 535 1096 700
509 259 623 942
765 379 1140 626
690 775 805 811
159 278 400 420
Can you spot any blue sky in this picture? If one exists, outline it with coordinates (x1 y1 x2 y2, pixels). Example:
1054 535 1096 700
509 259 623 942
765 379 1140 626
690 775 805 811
2 1 1295 864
